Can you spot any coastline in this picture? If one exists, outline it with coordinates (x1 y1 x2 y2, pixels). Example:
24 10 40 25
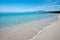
30 15 60 40
0 15 58 40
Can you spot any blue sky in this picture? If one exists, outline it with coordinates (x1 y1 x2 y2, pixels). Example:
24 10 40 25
0 0 60 12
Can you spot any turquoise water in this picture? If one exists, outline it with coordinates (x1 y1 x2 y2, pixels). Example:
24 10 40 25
0 13 56 28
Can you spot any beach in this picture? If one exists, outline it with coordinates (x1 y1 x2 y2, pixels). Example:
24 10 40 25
0 15 58 40
30 15 60 40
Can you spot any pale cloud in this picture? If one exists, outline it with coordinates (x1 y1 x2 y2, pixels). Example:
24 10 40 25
0 0 60 12
0 5 60 12
49 0 60 5
37 5 60 11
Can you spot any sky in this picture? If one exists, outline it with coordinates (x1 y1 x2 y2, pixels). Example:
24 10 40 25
0 0 60 12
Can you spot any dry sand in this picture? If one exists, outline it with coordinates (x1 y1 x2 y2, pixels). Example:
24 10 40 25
0 16 58 40
30 15 60 40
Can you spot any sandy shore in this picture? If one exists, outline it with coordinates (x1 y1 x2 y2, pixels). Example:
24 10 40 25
0 16 58 40
30 15 60 40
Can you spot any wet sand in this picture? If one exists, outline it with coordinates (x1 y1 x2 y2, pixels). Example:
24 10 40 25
0 16 58 40
31 15 60 40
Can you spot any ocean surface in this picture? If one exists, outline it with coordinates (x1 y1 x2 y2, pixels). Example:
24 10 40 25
0 12 56 28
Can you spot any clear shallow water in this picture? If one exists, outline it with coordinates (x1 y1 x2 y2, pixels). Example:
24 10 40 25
0 13 56 28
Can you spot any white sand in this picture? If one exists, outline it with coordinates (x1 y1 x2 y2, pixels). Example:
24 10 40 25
59 15 60 20
31 15 60 40
0 16 58 40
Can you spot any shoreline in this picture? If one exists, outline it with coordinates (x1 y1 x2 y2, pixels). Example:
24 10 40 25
0 15 58 40
32 20 60 40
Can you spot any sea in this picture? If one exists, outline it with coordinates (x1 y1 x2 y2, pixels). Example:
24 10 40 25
0 12 56 28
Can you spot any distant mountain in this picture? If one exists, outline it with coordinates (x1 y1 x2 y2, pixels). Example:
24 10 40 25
43 11 60 14
26 10 45 14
